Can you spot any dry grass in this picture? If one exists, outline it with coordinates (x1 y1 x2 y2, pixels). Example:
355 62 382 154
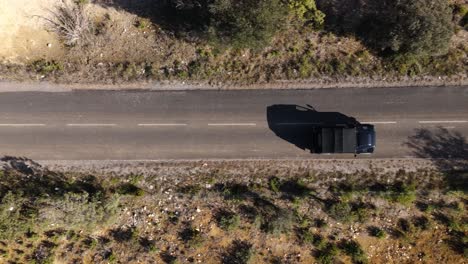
42 0 93 47
0 157 466 263
0 0 466 85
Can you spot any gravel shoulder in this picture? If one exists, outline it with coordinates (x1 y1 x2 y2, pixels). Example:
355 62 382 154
0 77 467 92
40 158 437 177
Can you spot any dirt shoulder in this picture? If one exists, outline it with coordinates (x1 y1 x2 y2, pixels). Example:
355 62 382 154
0 76 467 92
39 158 436 175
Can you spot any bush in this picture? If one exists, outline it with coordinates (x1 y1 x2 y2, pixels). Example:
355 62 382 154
312 233 326 249
452 4 468 27
316 242 339 264
31 60 63 75
43 0 92 46
261 208 294 235
116 183 144 196
368 226 386 239
288 0 325 28
216 210 241 231
298 228 314 244
390 182 417 206
340 240 368 264
358 0 453 57
0 192 33 240
328 201 353 222
268 177 281 193
222 240 253 264
179 226 204 247
413 216 431 231
39 192 120 231
208 0 288 49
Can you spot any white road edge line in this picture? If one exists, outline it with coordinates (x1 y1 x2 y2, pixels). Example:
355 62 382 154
0 124 46 127
208 123 256 126
67 124 117 127
138 123 187 126
418 120 467 124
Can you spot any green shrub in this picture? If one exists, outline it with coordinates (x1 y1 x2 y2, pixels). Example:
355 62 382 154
341 240 368 264
217 211 240 231
298 57 314 78
0 191 33 240
312 233 326 249
413 216 431 231
288 0 325 28
390 55 424 77
359 0 453 57
116 183 144 196
396 218 414 237
299 228 314 244
135 18 150 29
222 240 253 264
315 218 328 228
268 177 281 193
381 181 417 206
368 226 386 239
391 183 417 206
179 226 204 248
453 4 468 26
261 208 294 235
208 0 289 49
316 242 339 264
31 60 63 74
328 201 353 222
39 192 120 231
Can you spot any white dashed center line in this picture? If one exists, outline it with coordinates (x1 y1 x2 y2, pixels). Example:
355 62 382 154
66 124 117 127
418 120 467 124
208 123 256 126
138 123 188 126
362 121 397 124
0 124 46 127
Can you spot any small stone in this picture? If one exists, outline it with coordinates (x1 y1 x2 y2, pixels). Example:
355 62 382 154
47 43 52 48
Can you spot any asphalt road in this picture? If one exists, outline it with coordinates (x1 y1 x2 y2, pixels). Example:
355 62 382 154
0 86 467 160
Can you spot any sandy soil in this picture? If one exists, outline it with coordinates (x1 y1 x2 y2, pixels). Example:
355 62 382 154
0 0 64 63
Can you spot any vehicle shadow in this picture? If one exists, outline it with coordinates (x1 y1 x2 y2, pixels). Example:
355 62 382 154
266 104 359 153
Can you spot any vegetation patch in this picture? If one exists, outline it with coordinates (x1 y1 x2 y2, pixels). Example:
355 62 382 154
1 0 466 85
0 157 466 263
